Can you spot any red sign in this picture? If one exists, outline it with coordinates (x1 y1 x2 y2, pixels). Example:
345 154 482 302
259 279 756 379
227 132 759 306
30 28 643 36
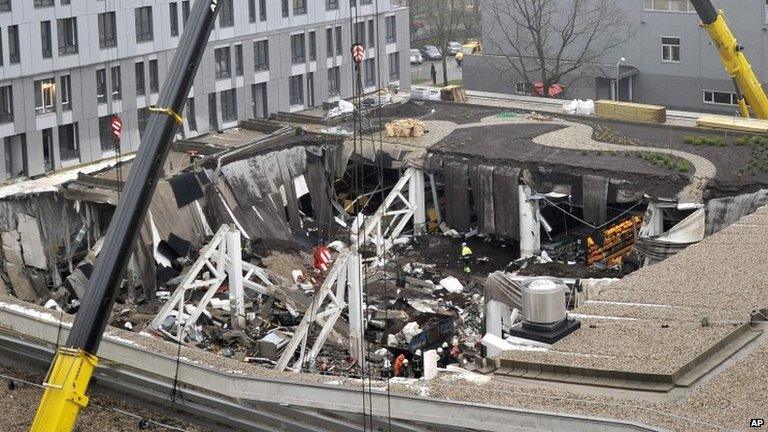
111 115 122 141
352 44 365 64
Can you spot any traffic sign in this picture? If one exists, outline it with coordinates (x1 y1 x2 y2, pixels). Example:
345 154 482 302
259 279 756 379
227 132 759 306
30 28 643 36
111 115 122 141
352 44 364 64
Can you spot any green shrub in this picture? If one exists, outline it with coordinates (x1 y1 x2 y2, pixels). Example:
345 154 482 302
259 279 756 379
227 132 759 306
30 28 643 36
735 136 749 146
683 136 695 144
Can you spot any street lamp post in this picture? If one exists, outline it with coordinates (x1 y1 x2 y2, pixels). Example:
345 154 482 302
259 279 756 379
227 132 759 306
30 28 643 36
616 57 626 101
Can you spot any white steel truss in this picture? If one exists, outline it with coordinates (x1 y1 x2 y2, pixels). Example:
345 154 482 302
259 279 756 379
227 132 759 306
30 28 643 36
358 167 422 266
277 168 426 372
150 224 273 342
275 250 354 371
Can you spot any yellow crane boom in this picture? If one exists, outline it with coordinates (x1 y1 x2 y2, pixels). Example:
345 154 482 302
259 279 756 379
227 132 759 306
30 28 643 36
691 0 768 119
29 0 221 430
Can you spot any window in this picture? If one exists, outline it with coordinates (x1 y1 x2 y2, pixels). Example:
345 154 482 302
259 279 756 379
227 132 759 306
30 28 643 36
58 123 79 161
385 16 396 43
308 31 316 61
182 1 190 28
254 40 269 71
41 21 52 58
221 89 237 122
219 0 233 27
326 0 338 10
99 116 115 151
0 85 12 124
135 62 146 95
111 66 122 100
389 52 399 80
61 0 69 5
259 0 267 21
515 81 527 94
282 0 289 17
361 0 372 4
34 78 56 115
0 0 11 12
208 93 218 131
98 12 117 48
368 20 375 47
0 30 3 66
235 44 243 76
214 47 231 79
42 128 53 171
248 0 256 22
57 17 79 55
186 97 197 131
293 0 306 15
355 21 365 45
327 67 340 97
326 28 334 57
291 34 305 64
289 75 303 105
643 0 694 12
335 26 342 55
170 3 179 37
135 6 153 43
60 75 71 111
149 59 159 93
138 107 151 139
34 0 53 7
9 25 20 63
661 37 680 62
96 69 107 103
703 90 739 106
364 58 375 87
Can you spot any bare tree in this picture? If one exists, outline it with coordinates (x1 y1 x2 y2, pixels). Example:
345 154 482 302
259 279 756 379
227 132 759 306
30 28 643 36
483 0 633 97
418 0 466 86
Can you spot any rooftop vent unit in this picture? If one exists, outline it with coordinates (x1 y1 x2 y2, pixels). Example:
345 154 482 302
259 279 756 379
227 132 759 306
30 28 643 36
510 277 580 344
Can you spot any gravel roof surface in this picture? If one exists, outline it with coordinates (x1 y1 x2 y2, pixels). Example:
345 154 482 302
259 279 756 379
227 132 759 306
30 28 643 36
596 205 768 322
499 206 768 378
0 363 204 432
498 318 735 374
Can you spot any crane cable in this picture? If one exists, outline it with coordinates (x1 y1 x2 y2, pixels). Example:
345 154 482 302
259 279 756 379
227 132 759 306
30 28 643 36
371 0 393 428
347 3 371 431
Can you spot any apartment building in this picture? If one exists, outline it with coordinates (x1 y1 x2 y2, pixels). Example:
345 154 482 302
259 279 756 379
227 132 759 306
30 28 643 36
464 0 768 114
0 0 410 179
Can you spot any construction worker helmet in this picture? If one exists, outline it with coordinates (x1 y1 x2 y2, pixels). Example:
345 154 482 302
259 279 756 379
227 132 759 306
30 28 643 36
461 242 467 247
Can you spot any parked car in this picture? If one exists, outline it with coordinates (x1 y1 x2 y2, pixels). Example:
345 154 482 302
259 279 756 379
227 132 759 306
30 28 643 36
446 41 462 56
455 41 483 66
409 49 424 65
420 45 442 61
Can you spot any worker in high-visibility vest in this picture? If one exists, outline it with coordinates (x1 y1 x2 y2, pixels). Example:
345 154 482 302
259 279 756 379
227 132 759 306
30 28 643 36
460 242 473 274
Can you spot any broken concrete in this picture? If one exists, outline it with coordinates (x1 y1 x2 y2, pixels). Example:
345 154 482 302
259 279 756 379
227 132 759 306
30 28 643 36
1 231 23 266
16 214 47 270
6 263 38 302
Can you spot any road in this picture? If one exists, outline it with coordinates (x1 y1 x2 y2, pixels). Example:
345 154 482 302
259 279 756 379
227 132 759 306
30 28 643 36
410 56 463 86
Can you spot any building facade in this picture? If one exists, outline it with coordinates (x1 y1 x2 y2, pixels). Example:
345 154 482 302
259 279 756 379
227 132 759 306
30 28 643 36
464 0 768 114
0 0 410 179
